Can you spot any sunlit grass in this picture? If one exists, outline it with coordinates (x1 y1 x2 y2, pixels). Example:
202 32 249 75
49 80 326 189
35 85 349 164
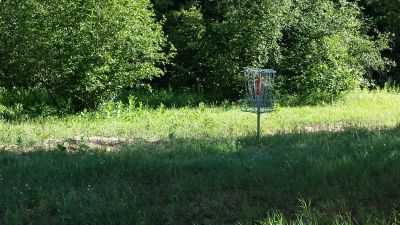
1 90 400 224
1 90 399 148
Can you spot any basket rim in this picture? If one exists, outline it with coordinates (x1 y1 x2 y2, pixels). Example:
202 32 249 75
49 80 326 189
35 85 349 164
243 68 276 74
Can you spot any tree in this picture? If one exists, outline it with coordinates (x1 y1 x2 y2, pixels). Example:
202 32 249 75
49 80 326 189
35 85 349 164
276 0 390 104
354 0 400 84
153 0 290 100
153 0 390 103
0 0 170 111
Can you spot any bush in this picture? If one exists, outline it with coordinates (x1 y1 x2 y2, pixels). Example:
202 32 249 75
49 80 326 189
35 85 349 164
199 0 291 100
276 0 391 104
0 0 171 111
155 0 290 100
355 0 400 85
162 6 206 89
154 0 390 104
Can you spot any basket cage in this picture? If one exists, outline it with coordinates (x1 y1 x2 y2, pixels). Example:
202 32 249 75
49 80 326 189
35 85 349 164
241 68 276 113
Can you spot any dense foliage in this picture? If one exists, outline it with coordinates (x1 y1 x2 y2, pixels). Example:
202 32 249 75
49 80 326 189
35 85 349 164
153 0 391 104
355 0 400 84
154 0 290 100
0 0 397 112
0 0 169 111
276 0 390 104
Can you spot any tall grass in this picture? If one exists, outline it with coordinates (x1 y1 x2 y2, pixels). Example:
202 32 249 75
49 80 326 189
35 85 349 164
1 90 399 148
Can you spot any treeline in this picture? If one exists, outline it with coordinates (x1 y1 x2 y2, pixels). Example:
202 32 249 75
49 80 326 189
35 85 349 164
355 0 400 84
0 0 398 113
151 0 392 104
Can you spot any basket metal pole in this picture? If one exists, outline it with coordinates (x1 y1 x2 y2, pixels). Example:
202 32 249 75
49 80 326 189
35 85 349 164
257 103 261 141
256 75 261 141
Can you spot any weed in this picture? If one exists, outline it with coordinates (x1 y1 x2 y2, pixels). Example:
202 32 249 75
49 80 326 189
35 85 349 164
128 95 137 112
198 102 206 113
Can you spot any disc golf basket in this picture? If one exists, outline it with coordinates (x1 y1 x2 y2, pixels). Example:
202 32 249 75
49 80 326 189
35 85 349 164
241 68 276 140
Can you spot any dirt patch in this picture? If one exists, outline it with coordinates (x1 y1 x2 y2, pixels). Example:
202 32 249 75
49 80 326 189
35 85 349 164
45 136 134 150
301 123 346 133
0 136 171 153
276 123 347 135
43 136 171 151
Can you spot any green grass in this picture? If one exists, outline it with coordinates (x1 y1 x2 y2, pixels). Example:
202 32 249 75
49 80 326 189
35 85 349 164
1 90 400 147
1 90 400 224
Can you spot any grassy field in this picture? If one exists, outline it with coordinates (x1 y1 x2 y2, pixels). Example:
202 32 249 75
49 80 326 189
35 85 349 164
1 90 400 224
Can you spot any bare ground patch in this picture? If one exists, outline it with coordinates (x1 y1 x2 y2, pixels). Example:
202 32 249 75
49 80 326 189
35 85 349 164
43 136 171 151
1 136 171 153
301 123 346 133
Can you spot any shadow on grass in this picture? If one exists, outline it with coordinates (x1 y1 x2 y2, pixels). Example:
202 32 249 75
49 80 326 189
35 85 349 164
1 125 400 225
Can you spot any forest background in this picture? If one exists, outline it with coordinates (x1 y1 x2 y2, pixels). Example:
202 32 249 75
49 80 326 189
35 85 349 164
0 0 399 116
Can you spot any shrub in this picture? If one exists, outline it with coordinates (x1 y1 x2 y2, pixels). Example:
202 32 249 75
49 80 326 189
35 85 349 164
163 6 206 89
0 0 170 111
198 0 291 100
276 0 391 104
154 0 390 104
156 0 290 100
355 0 400 84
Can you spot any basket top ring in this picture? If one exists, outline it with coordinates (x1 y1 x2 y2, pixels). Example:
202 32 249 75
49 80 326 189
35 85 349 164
243 68 276 74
